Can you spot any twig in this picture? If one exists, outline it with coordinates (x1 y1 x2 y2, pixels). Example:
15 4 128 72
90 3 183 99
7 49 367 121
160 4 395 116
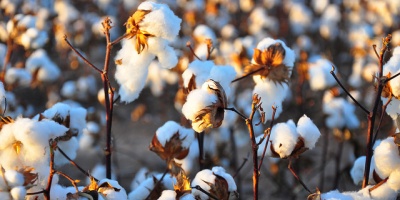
57 146 98 182
44 139 57 200
232 67 264 83
229 128 242 198
110 33 128 46
55 170 79 192
225 107 247 120
368 177 389 192
288 159 312 194
362 34 391 188
63 35 103 74
233 153 249 178
372 95 392 145
186 41 202 61
385 72 400 82
197 131 205 170
330 65 369 114
145 168 169 200
246 95 260 200
191 185 220 200
258 106 277 170
372 45 379 59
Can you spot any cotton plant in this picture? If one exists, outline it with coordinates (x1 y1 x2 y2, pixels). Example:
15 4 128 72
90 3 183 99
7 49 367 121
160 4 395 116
25 49 61 83
0 166 37 199
114 1 181 103
256 114 321 159
191 166 237 200
128 173 177 200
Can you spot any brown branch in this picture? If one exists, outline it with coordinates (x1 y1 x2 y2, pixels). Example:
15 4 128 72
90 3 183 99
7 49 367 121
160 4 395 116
368 177 389 192
197 131 205 170
191 185 220 200
330 65 369 114
63 35 103 74
225 107 247 120
233 153 249 178
110 33 128 46
44 139 57 200
258 106 277 170
385 71 400 82
373 95 392 144
362 34 391 188
57 146 98 182
288 159 312 194
372 45 379 59
232 67 264 83
26 190 46 195
186 41 202 61
55 170 79 192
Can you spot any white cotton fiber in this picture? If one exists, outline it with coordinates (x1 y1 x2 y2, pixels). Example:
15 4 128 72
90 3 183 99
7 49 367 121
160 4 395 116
252 77 289 121
4 170 24 187
158 190 177 200
350 156 374 185
4 68 32 87
156 121 195 148
98 179 128 200
115 39 154 103
192 169 215 200
209 65 237 98
137 2 181 41
25 49 60 82
296 115 320 149
374 137 400 178
10 186 27 200
387 168 400 192
269 122 299 158
182 60 214 88
308 57 336 91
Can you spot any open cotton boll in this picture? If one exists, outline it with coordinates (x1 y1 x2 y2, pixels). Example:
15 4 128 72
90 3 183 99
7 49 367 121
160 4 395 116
137 1 181 41
289 3 312 35
98 179 128 200
4 68 32 87
350 156 376 185
49 184 78 200
130 168 150 191
367 182 398 200
374 137 400 178
128 173 176 200
387 168 400 192
212 166 237 192
85 164 116 184
10 186 26 200
296 115 321 149
193 24 217 44
174 139 199 173
252 77 288 120
181 88 218 132
191 169 215 200
25 49 60 82
4 170 24 187
61 81 76 98
156 121 195 148
255 38 295 68
182 60 214 89
308 57 336 91
209 65 237 98
382 98 400 121
270 122 300 158
158 190 176 200
115 39 154 103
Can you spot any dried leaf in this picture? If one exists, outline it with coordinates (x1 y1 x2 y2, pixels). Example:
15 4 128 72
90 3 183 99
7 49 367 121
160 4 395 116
149 132 189 161
83 177 99 191
307 188 321 200
202 174 230 200
17 167 38 186
125 9 154 54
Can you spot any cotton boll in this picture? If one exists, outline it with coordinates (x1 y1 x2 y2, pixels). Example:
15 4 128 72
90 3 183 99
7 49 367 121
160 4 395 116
182 60 214 88
10 186 26 200
25 49 60 82
255 38 295 68
158 190 176 200
308 57 336 91
193 25 217 44
174 139 199 173
252 77 289 120
211 166 237 192
368 183 398 200
296 115 321 149
130 168 149 191
61 81 77 98
191 169 215 199
208 65 237 97
137 2 181 41
321 190 354 200
350 156 375 185
387 169 400 192
4 170 24 187
4 68 32 87
374 137 400 178
155 44 178 69
270 122 300 158
55 137 79 166
49 184 77 200
86 164 116 184
382 98 400 121
289 3 312 35
156 121 195 148
115 39 155 103
349 57 365 88
98 179 127 200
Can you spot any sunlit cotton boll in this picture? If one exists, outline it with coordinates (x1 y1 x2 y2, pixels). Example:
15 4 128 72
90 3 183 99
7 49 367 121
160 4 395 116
114 2 181 103
296 115 321 149
373 137 400 178
269 121 299 158
10 186 27 200
4 68 32 87
308 56 337 91
25 49 60 82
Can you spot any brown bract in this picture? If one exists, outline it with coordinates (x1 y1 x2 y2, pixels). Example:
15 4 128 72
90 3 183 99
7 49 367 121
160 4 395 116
193 80 227 132
125 10 154 54
270 137 309 159
202 174 230 200
244 43 290 84
150 132 190 161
